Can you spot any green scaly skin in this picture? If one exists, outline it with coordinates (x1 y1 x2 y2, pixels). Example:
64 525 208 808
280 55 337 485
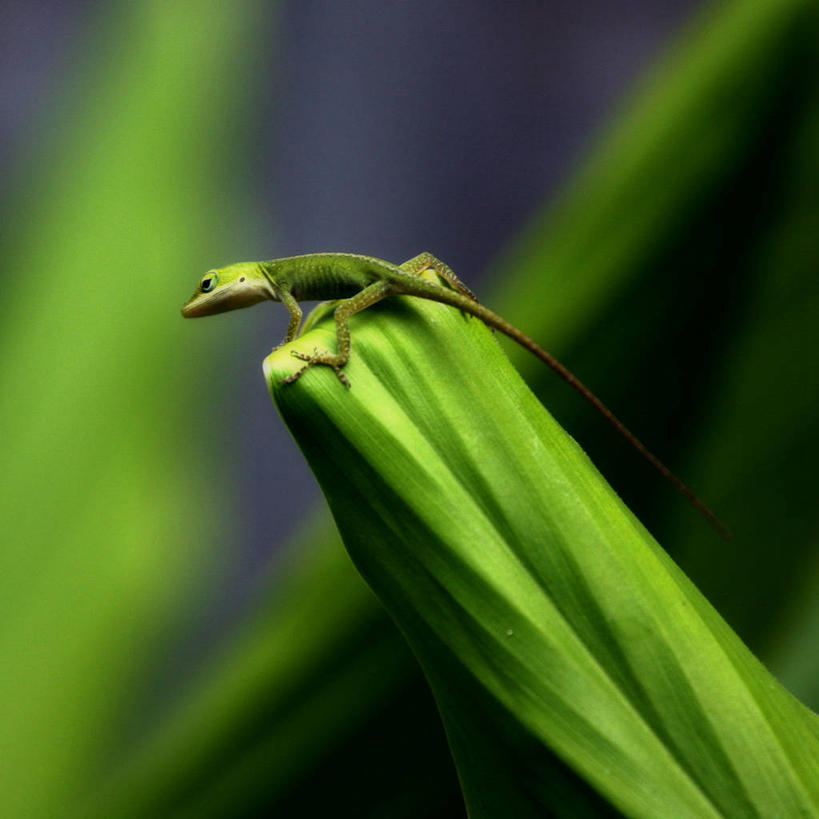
181 251 728 537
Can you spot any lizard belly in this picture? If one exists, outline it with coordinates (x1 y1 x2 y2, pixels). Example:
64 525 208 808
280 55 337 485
289 264 377 301
290 280 364 300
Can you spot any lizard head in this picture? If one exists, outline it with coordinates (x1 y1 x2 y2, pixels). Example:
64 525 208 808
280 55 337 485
181 262 271 317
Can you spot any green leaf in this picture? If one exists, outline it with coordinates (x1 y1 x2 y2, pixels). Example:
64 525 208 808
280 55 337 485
0 4 268 816
266 294 819 818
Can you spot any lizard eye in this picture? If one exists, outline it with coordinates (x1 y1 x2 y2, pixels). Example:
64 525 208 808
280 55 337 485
200 273 218 293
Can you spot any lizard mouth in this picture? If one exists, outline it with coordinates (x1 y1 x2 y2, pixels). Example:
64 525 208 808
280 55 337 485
181 290 236 317
181 294 214 317
181 280 269 317
180 285 234 317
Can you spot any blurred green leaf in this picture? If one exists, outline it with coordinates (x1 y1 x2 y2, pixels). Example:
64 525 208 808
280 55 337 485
82 518 461 818
0 3 268 816
666 37 819 687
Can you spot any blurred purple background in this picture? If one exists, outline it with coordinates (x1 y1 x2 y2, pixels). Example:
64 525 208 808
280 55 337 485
2 0 701 600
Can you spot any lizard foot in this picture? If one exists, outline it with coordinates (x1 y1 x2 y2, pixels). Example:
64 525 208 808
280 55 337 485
280 349 351 388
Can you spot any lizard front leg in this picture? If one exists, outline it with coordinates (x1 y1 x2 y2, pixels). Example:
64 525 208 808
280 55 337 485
273 287 303 350
281 280 393 387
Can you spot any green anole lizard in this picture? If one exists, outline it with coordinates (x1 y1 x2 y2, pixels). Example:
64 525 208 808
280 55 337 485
182 251 728 538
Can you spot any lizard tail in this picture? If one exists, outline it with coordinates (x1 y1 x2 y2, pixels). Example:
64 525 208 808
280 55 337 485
396 277 730 540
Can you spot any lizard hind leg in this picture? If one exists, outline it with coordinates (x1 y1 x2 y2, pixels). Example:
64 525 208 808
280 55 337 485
400 252 478 301
281 279 393 388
